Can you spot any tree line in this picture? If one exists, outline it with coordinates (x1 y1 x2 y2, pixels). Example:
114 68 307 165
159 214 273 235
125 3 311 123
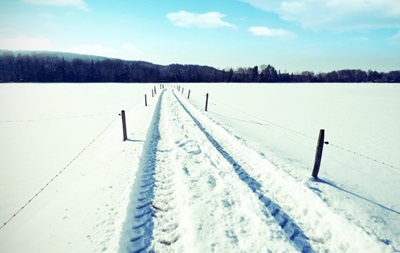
1 51 399 83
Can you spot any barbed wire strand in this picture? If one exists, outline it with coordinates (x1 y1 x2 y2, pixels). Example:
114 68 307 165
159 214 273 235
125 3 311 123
0 94 149 123
0 114 120 231
184 89 400 172
324 150 400 191
127 95 146 111
0 111 119 123
177 89 317 155
328 142 400 171
210 97 316 140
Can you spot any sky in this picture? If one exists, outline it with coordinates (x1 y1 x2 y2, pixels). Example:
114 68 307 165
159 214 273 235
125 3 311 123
0 0 400 72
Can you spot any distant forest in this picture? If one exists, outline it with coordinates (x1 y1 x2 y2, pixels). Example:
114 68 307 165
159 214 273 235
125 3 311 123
1 51 399 83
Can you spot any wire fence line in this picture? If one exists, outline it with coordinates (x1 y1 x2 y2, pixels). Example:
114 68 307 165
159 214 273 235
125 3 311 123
0 94 148 230
127 95 146 111
179 86 400 173
328 143 400 171
0 114 120 231
0 111 119 123
185 88 317 140
214 98 400 171
0 93 148 124
325 151 400 192
0 87 168 230
213 97 317 140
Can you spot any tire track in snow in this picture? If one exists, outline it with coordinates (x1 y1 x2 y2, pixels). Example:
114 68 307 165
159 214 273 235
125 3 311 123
121 88 388 252
122 89 299 252
121 92 161 253
172 91 313 253
173 90 391 253
121 90 185 253
150 90 184 252
166 90 298 252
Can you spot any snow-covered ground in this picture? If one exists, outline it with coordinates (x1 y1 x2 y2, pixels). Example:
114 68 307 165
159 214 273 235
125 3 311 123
0 83 399 252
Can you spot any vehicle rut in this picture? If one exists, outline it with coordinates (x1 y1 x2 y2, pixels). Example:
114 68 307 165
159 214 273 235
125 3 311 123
172 90 314 253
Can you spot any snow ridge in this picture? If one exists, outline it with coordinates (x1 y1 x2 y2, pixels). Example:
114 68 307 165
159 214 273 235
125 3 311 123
119 88 391 253
173 89 391 252
173 91 313 252
119 90 163 252
120 90 186 252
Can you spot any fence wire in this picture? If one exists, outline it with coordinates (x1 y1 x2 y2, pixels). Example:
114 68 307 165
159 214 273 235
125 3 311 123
0 114 119 230
0 111 119 123
0 93 148 123
0 88 161 230
181 87 400 173
327 142 400 171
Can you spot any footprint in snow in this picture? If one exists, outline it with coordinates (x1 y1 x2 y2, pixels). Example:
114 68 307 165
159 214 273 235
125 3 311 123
208 175 216 189
178 140 202 155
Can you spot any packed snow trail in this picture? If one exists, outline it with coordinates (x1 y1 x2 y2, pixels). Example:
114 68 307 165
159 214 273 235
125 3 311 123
119 88 392 253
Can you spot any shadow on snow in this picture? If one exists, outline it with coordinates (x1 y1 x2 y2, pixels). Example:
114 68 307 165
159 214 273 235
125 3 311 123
174 92 314 253
120 91 165 253
313 178 400 216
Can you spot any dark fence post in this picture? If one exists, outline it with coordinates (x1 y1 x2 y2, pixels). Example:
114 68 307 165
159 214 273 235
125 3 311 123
154 86 157 95
312 129 325 179
145 94 147 106
205 93 209 111
188 90 191 99
120 110 127 141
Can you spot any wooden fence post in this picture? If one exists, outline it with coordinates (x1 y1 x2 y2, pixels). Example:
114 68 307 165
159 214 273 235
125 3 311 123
312 129 325 179
145 94 147 106
154 86 157 95
205 93 209 111
120 110 127 141
188 90 191 99
182 88 184 94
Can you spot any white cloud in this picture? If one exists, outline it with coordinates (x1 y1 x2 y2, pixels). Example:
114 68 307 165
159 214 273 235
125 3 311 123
23 0 88 11
0 36 53 51
241 0 400 31
167 11 236 29
67 44 149 61
249 26 297 39
0 39 152 61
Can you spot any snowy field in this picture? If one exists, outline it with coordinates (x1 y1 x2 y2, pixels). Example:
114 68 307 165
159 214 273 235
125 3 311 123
0 83 399 252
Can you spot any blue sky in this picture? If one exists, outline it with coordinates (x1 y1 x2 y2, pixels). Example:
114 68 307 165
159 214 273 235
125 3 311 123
0 0 399 72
